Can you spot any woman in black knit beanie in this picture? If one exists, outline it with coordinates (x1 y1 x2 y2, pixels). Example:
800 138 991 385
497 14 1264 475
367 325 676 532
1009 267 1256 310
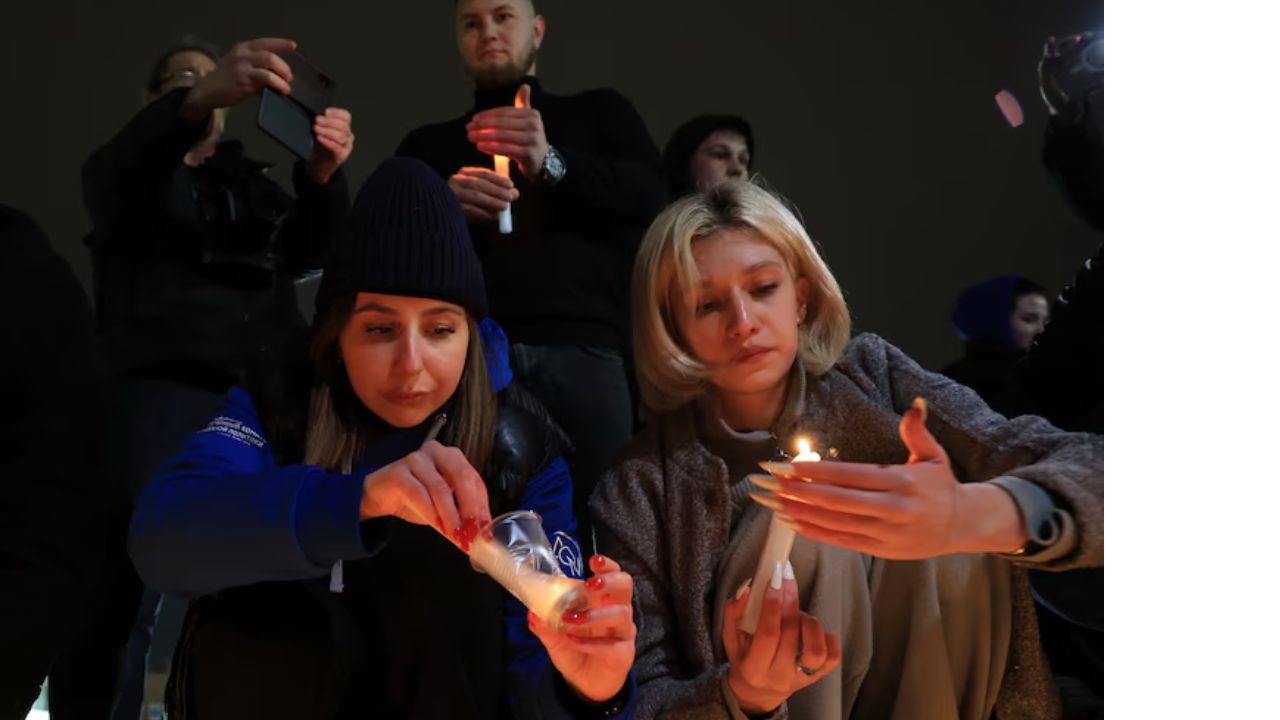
130 158 638 719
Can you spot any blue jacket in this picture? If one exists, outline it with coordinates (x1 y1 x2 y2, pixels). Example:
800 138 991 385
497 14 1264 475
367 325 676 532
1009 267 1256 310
130 320 634 719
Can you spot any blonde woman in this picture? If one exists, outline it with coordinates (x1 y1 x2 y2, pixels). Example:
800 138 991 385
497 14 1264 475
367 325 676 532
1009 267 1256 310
130 159 638 719
591 181 1102 719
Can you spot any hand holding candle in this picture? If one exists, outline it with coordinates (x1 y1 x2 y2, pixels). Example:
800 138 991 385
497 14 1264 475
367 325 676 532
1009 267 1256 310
466 82 549 186
525 554 638 703
740 437 822 634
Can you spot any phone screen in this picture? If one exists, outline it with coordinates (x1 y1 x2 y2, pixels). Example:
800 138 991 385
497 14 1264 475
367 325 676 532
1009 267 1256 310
258 87 315 160
256 52 337 160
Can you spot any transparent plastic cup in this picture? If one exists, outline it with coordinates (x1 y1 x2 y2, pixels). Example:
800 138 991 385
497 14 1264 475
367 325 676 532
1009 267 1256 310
468 510 587 630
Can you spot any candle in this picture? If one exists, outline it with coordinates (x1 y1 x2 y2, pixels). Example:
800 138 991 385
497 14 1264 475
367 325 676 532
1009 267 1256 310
740 437 821 634
494 154 513 234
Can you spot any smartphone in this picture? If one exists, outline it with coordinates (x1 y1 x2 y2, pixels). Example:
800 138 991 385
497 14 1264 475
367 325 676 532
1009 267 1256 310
257 52 337 160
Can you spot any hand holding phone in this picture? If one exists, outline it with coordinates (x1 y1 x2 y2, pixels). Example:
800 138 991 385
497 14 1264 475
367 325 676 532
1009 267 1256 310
182 38 298 122
307 107 355 184
257 51 342 163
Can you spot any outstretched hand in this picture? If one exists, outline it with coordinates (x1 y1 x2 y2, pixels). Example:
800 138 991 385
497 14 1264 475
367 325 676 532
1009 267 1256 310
752 398 1028 559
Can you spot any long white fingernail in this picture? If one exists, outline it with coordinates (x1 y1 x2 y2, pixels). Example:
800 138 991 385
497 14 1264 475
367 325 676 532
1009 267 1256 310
770 560 783 590
784 561 795 581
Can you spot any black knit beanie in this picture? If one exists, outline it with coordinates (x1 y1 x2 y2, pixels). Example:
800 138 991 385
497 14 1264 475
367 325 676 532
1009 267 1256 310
316 157 488 319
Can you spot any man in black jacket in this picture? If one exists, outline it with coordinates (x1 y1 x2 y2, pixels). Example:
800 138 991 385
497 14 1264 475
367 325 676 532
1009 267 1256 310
67 36 354 719
398 0 667 534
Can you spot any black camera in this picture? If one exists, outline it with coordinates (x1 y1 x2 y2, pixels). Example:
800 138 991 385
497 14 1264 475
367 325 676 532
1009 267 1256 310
174 148 294 288
1039 30 1103 230
1039 31 1103 128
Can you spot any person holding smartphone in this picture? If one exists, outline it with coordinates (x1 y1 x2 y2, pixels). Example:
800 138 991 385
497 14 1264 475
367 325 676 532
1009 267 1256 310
66 36 355 720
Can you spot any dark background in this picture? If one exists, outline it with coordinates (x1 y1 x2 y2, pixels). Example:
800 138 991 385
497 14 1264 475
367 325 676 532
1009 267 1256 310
2 0 1102 369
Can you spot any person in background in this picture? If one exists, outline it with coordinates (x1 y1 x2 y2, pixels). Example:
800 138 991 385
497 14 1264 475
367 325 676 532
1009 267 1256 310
0 206 106 720
941 275 1050 412
397 0 667 539
663 114 755 198
593 180 1101 719
72 35 354 719
130 158 637 719
1006 29 1105 720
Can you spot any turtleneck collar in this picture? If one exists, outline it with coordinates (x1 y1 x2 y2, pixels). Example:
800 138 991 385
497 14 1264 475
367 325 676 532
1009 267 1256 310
472 75 541 111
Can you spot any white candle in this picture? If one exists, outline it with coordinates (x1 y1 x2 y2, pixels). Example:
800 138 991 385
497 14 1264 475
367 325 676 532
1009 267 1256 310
741 438 821 634
494 155 513 234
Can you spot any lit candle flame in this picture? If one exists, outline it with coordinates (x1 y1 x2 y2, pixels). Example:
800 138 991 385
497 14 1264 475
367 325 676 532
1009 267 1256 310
793 437 821 463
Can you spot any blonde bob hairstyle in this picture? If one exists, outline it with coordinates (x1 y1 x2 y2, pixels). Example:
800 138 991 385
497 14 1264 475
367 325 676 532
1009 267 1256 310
632 180 851 414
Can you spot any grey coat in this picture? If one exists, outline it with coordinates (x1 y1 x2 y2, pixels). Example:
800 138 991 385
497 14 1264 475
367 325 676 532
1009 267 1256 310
591 334 1103 719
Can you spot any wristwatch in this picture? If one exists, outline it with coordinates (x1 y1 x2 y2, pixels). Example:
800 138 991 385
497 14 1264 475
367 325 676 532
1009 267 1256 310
541 145 566 186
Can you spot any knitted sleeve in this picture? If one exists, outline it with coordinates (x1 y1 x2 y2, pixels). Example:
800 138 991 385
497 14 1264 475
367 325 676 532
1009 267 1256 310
592 451 776 720
838 334 1103 571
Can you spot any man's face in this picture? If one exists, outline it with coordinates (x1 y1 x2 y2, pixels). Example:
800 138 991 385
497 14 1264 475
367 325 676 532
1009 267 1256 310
147 50 225 152
456 0 544 88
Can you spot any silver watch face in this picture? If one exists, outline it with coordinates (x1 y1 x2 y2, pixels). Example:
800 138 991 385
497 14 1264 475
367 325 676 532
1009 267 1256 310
544 147 565 184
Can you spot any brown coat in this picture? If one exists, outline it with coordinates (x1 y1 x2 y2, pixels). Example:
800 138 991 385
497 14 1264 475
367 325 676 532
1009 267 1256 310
591 334 1103 719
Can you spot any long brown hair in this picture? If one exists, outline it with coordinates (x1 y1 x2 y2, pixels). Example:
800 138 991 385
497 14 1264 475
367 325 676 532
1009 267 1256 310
303 292 497 473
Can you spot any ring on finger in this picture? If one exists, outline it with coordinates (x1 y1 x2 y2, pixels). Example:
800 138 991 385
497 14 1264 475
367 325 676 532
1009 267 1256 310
795 660 820 676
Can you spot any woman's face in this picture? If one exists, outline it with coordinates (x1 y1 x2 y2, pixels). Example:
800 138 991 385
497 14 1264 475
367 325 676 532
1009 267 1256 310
339 292 470 428
672 228 809 402
689 130 751 191
1010 292 1050 350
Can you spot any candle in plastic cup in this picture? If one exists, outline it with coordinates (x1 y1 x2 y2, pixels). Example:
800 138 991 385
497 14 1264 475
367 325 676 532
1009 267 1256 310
741 438 822 634
468 510 586 630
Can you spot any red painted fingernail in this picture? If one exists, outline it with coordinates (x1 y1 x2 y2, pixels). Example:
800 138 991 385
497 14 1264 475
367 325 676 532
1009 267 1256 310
590 555 607 571
586 576 605 592
562 611 588 625
462 518 479 544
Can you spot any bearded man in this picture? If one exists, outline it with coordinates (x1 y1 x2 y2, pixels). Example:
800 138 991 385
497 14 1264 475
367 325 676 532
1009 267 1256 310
398 0 667 539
